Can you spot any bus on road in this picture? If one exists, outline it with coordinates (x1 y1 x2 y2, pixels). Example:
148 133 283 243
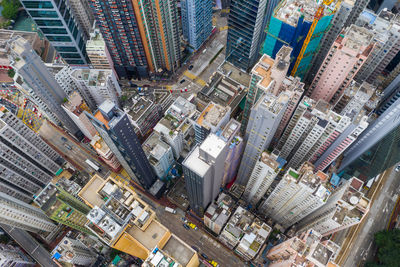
85 159 101 172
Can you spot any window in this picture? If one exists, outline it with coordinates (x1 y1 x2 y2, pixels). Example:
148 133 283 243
54 46 77 52
22 1 53 8
29 10 58 18
46 35 71 42
41 28 68 34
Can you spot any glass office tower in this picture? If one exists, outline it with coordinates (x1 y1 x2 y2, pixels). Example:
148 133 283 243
226 0 278 71
21 0 88 64
339 96 400 181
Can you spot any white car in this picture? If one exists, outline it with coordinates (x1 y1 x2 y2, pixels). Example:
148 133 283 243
395 165 400 172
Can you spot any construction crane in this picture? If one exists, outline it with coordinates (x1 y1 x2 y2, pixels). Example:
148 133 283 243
290 0 339 77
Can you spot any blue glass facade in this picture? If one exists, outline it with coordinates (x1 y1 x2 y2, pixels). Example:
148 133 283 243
181 0 213 51
226 0 278 71
21 0 88 65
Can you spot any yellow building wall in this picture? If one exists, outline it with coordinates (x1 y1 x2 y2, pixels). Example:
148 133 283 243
186 253 200 267
112 232 150 260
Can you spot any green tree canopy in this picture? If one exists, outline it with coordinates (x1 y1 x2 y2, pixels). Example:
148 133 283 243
366 229 400 267
1 0 20 20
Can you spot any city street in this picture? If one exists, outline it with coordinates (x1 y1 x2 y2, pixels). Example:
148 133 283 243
38 120 109 174
340 166 400 266
155 207 247 267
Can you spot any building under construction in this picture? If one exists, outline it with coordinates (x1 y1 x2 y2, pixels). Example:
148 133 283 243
262 0 341 79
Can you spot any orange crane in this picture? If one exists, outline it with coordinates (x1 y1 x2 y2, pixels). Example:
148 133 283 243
290 0 338 77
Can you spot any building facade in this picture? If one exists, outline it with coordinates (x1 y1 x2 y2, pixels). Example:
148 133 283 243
259 162 331 229
243 152 279 206
87 101 156 189
86 29 111 69
339 94 400 181
90 0 181 78
307 25 374 105
183 134 227 216
263 0 338 79
226 0 277 71
0 244 35 267
90 134 121 172
71 68 121 111
21 0 88 64
0 106 62 202
62 91 97 140
296 177 370 236
354 10 400 85
9 37 80 134
35 183 93 234
237 92 288 185
181 0 213 51
241 47 291 134
52 237 97 266
0 192 57 233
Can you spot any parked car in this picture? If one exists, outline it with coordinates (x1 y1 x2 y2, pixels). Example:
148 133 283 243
61 137 67 142
191 246 199 252
188 65 194 70
183 224 190 230
180 79 185 84
201 253 209 260
396 165 400 172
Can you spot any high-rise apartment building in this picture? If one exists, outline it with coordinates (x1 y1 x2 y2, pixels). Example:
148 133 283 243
237 92 288 185
0 244 35 267
154 96 197 159
378 73 400 115
91 0 181 78
243 152 279 206
220 119 244 186
241 47 291 133
0 192 57 233
90 134 121 172
142 132 174 179
86 29 111 69
277 98 353 170
307 25 374 105
354 10 400 85
71 69 121 110
296 177 370 236
333 81 376 115
62 91 97 140
183 134 227 216
271 76 304 146
226 0 278 71
50 64 77 96
339 94 400 181
21 0 88 64
181 0 213 51
267 230 340 267
68 0 95 39
314 113 368 172
259 162 331 229
263 0 340 79
190 102 230 145
9 37 80 134
87 101 156 189
52 237 97 266
0 106 62 202
304 0 369 84
35 183 92 234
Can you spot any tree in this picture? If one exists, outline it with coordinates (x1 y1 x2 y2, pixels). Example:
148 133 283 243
366 229 400 267
7 68 15 78
1 0 20 20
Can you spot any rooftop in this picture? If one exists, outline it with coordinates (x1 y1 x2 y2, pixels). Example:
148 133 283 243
259 152 280 170
126 96 155 122
222 206 255 241
339 25 374 55
63 91 91 116
218 61 251 87
256 92 289 115
220 119 240 142
78 174 106 208
162 235 196 266
253 54 275 90
196 102 230 129
71 69 112 87
275 0 340 27
142 132 170 163
199 134 227 160
126 220 167 250
183 146 211 177
204 193 235 227
199 73 247 110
